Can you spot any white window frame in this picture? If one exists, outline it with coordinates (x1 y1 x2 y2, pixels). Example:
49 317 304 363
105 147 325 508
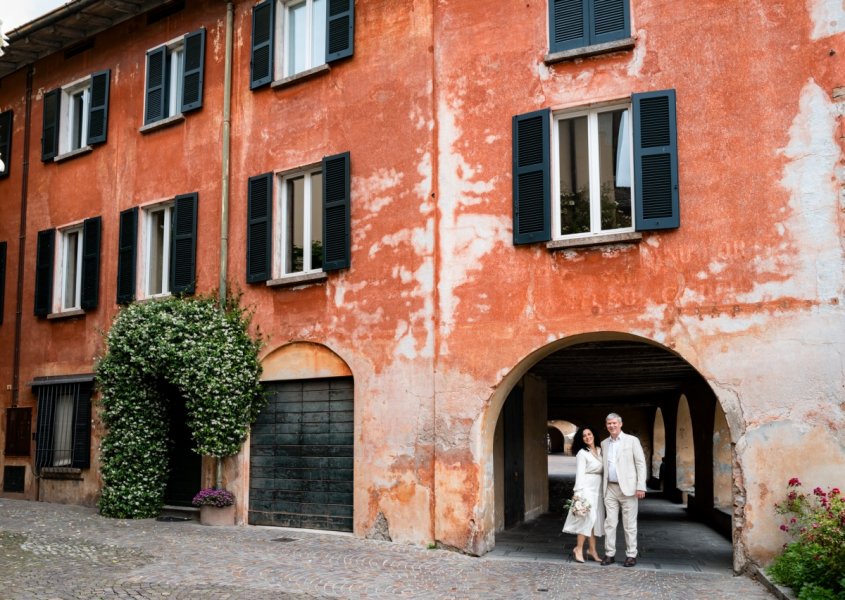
274 165 323 278
58 76 91 155
274 0 327 79
551 101 635 240
54 224 84 312
145 37 185 122
140 202 174 299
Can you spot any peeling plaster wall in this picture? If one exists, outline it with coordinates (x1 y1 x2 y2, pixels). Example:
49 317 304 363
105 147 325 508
0 0 842 567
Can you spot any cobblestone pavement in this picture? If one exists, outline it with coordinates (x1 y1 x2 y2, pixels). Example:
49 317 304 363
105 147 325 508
0 499 773 599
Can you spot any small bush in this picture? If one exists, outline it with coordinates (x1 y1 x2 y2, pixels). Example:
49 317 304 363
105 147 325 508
767 479 845 600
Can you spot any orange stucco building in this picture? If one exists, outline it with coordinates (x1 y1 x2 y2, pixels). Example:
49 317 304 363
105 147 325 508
1 0 843 570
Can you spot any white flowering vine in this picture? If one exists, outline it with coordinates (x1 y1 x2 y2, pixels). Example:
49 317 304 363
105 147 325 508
96 295 264 518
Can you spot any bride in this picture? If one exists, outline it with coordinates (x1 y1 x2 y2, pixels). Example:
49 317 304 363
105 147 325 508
562 426 605 562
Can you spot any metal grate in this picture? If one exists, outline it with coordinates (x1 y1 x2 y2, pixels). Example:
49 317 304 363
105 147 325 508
33 381 92 473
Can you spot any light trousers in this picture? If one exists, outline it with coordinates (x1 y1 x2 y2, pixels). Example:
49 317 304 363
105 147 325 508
604 482 639 558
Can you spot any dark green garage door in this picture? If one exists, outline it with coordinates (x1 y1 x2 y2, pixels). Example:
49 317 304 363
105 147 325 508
249 378 353 531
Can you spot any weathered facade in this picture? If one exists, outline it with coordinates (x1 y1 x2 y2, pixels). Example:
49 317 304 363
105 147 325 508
0 0 843 570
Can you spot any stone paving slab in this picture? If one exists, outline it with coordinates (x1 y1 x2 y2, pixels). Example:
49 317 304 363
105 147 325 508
0 499 773 599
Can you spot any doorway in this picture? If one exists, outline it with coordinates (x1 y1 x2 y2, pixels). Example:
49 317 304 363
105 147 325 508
163 384 201 506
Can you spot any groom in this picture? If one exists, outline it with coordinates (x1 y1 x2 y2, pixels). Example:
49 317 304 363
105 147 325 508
600 412 646 567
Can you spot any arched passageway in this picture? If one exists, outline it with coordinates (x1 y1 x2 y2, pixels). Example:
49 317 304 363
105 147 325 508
490 333 736 567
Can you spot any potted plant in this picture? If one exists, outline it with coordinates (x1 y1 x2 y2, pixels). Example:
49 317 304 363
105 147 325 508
192 488 236 526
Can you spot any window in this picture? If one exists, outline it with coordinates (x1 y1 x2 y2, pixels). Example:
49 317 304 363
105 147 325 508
552 104 633 238
41 70 110 161
250 0 354 89
34 218 101 317
0 110 12 177
58 226 84 311
33 377 93 471
144 29 205 126
549 0 631 53
512 89 678 246
117 193 198 304
247 152 350 283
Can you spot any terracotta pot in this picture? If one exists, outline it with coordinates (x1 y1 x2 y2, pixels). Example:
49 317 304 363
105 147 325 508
199 504 235 526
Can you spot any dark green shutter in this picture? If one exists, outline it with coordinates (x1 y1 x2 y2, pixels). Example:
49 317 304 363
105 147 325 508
590 0 630 45
171 193 197 294
550 0 588 52
145 46 168 124
247 172 273 283
512 109 551 244
322 152 351 272
41 89 61 161
71 384 92 469
633 89 679 231
0 241 6 325
34 229 55 317
0 110 12 177
87 70 110 144
116 207 137 304
326 0 354 63
181 29 205 113
80 216 101 311
251 0 275 89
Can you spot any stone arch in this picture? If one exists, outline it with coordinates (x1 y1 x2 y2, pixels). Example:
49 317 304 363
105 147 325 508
260 340 353 381
676 394 695 495
652 407 666 478
547 419 577 454
713 402 732 510
478 330 742 563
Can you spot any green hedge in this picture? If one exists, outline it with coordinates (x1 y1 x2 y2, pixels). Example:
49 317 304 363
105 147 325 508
96 295 264 518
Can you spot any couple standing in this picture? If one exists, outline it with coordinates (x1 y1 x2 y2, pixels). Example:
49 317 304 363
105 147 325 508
562 413 647 567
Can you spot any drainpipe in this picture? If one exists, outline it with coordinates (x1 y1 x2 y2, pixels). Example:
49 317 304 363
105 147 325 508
216 0 235 490
11 66 34 409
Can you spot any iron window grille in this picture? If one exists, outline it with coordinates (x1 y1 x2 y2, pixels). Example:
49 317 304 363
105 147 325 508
32 376 93 474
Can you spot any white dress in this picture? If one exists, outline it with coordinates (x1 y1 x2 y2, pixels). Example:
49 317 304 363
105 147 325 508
562 448 605 537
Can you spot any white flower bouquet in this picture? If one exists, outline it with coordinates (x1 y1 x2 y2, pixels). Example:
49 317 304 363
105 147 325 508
565 494 591 517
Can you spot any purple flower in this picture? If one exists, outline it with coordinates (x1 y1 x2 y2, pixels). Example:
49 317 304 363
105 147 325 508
192 488 235 508
788 478 801 487
779 524 789 532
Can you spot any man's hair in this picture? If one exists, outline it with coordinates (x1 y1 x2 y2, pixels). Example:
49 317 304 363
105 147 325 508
605 412 622 423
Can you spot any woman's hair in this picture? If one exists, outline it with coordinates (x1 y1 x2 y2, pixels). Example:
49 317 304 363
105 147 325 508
571 426 598 456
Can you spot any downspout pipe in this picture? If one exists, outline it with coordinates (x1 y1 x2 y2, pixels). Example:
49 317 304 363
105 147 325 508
216 0 234 490
12 66 34 409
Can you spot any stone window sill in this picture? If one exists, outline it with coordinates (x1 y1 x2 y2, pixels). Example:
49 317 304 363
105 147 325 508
271 64 330 90
545 37 636 65
546 231 642 250
140 113 185 134
267 271 327 288
54 146 93 163
47 308 86 320
40 467 83 480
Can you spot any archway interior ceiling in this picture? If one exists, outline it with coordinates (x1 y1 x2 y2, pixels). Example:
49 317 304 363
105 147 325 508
529 341 699 417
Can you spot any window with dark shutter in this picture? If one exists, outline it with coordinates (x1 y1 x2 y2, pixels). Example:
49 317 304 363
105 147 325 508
116 208 138 304
87 70 110 145
322 152 351 271
251 0 275 89
247 173 273 283
41 89 61 162
171 193 197 294
512 110 551 244
80 216 101 311
181 29 205 113
633 89 679 231
145 46 168 125
0 110 12 177
326 0 355 63
0 241 6 325
549 0 629 53
4 407 32 457
34 229 55 317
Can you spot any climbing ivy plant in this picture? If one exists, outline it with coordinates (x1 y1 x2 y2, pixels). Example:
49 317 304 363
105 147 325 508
95 295 265 518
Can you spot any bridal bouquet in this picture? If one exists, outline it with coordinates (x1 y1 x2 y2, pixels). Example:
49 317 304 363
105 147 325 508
565 494 591 517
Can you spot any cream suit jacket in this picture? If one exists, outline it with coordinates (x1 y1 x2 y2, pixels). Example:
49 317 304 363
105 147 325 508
601 431 647 497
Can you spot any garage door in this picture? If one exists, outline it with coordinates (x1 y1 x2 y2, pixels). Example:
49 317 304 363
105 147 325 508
249 378 353 531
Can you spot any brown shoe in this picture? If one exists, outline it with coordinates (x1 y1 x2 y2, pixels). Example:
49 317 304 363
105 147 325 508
600 555 615 566
623 557 637 567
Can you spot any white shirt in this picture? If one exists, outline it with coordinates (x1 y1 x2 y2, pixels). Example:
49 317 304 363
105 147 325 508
607 435 621 483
